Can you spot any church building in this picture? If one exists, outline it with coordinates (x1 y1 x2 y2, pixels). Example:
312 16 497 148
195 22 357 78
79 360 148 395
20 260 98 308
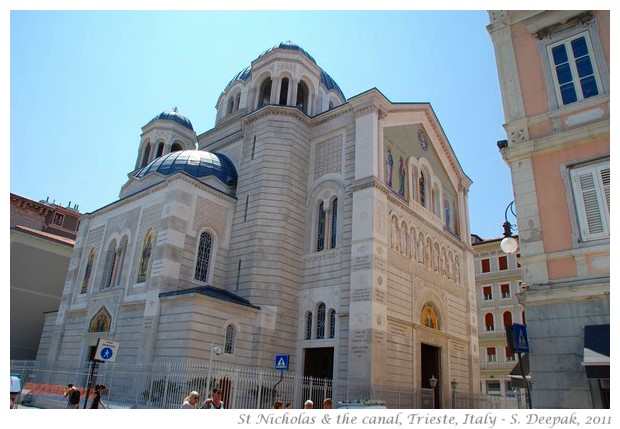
37 42 480 407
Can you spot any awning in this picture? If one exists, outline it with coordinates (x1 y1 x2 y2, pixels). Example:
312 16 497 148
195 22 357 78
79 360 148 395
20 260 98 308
509 354 531 388
582 324 610 378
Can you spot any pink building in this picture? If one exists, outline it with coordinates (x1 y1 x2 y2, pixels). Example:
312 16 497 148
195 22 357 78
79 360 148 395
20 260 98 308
487 11 609 408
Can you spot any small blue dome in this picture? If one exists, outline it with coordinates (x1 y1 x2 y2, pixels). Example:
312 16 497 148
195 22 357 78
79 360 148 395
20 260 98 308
149 107 194 131
135 150 237 187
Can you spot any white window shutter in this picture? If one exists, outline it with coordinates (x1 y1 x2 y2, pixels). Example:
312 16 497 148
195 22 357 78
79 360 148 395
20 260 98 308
571 162 610 241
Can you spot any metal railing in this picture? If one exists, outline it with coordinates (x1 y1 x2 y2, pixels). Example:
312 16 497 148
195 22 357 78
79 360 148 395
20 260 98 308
10 359 518 409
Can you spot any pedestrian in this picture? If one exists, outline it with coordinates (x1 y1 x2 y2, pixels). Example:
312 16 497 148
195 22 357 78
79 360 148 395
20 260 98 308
181 391 200 409
64 383 81 409
200 387 224 409
273 400 283 409
285 402 292 409
90 384 107 409
323 398 333 409
304 399 314 409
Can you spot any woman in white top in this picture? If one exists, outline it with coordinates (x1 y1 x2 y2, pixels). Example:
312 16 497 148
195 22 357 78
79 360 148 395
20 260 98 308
181 391 200 409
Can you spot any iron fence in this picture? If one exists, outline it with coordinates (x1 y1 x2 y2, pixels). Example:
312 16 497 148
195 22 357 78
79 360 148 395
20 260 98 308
10 359 518 409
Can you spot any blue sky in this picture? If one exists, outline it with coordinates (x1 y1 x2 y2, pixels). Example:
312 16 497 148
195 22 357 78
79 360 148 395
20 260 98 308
9 9 513 239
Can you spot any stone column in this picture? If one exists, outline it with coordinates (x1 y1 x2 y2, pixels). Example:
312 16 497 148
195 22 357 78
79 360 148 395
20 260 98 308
348 102 389 387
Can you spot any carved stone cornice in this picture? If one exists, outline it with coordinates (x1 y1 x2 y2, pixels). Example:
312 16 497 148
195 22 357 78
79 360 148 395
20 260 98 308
92 174 236 218
242 105 312 127
310 104 353 127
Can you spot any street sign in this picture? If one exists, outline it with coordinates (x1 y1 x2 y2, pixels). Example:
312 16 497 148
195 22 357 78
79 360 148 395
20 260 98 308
513 323 529 353
94 338 120 363
275 354 289 371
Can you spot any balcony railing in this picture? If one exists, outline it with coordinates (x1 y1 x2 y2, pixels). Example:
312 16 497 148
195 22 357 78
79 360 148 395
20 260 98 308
476 268 521 281
480 360 517 371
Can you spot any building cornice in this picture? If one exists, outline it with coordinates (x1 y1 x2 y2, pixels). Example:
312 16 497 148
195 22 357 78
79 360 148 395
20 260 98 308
517 279 609 306
499 119 609 163
90 173 236 218
242 105 313 127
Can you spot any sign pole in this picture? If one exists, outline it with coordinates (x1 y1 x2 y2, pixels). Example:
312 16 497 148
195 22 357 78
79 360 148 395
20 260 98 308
83 360 98 409
517 352 532 409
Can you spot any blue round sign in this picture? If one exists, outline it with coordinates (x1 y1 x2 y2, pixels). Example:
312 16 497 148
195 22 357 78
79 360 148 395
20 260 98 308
100 347 114 360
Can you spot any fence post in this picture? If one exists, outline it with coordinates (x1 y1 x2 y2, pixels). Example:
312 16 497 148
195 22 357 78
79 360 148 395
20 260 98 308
256 371 263 409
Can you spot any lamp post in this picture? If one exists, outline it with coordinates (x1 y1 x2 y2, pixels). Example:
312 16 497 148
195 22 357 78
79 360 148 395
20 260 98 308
500 201 519 254
429 375 437 409
207 343 222 392
451 378 458 409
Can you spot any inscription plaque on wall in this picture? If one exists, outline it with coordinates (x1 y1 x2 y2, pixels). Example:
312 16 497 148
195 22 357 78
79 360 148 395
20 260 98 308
352 288 371 302
352 254 371 271
351 330 369 358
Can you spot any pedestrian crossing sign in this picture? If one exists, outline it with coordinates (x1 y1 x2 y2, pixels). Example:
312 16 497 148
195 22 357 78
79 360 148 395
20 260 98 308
275 354 289 371
513 323 529 353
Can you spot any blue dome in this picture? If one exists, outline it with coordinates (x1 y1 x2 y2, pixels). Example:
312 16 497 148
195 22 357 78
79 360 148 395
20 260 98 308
149 107 194 131
135 150 237 187
258 41 317 63
225 41 345 100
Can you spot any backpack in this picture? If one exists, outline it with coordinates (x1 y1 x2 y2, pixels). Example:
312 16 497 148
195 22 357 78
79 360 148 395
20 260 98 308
69 389 81 404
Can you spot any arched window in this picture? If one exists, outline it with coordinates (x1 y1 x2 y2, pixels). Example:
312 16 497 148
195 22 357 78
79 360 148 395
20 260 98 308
419 172 426 207
330 198 338 249
171 142 183 152
194 231 214 282
296 81 308 113
103 239 118 288
235 93 241 111
328 309 336 339
316 202 325 251
503 311 513 328
305 312 313 340
113 236 129 287
137 229 155 283
316 303 326 339
227 97 234 114
279 78 289 105
485 313 495 331
432 185 440 217
258 78 272 108
317 198 338 252
81 249 95 294
328 100 335 110
156 142 164 158
141 143 151 168
224 324 235 354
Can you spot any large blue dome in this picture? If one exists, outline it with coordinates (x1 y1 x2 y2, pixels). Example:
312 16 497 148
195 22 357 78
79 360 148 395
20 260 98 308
225 41 345 100
148 107 194 131
135 150 237 187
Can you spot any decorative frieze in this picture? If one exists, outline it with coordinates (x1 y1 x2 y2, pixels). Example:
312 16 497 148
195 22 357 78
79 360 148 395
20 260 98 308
193 196 227 237
314 135 343 180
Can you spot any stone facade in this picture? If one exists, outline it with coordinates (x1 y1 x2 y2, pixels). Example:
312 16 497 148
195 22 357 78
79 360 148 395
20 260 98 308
488 11 610 408
37 42 480 407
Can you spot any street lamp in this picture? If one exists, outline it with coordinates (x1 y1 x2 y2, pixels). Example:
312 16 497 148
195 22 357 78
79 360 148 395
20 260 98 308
500 201 519 254
207 343 222 392
429 375 437 409
451 379 458 409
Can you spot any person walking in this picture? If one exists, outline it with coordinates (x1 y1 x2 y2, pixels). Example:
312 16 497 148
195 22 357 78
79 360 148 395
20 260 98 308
64 383 81 409
181 391 200 409
304 399 314 409
322 398 333 409
200 387 224 409
90 384 107 409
